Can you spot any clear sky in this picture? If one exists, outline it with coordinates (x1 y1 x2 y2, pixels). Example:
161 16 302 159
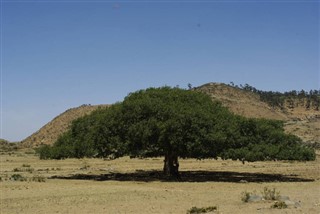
1 0 319 142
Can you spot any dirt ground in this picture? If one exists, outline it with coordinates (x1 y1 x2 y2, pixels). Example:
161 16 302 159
1 150 319 214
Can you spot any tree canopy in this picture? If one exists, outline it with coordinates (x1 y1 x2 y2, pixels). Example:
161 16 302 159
37 87 315 178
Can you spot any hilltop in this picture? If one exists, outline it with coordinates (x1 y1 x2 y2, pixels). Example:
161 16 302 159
194 83 288 120
195 83 320 146
20 83 319 148
20 104 109 148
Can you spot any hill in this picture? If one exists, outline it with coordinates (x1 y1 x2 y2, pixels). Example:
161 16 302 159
194 83 288 120
20 104 109 148
195 83 320 146
20 83 319 148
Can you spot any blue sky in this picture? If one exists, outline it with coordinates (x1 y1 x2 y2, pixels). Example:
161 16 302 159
1 0 319 142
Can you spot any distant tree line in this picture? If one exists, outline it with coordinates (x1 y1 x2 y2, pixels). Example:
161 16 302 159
228 82 320 110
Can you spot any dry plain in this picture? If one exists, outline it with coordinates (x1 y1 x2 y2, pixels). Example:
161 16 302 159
1 149 320 214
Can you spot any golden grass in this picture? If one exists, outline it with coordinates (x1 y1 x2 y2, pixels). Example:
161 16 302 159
1 150 320 214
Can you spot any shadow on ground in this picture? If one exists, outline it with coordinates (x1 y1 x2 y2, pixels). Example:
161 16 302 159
50 170 314 183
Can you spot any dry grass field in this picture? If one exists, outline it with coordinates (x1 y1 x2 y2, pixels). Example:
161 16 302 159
1 149 320 214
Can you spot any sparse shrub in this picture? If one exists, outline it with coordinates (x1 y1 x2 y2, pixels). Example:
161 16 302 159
31 175 46 182
187 206 217 214
241 191 252 203
26 167 34 173
14 166 34 173
22 164 34 173
11 174 27 181
25 150 35 155
80 161 90 170
13 168 21 172
261 187 280 201
271 201 287 209
241 187 282 203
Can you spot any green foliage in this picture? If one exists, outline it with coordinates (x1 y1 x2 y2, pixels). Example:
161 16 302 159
187 206 217 214
36 145 52 159
39 87 230 160
220 117 315 162
118 87 230 159
37 86 316 165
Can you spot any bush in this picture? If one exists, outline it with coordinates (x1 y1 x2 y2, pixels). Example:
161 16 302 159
36 131 96 160
241 187 281 203
36 145 53 159
13 168 21 172
241 191 252 203
271 201 287 209
187 206 217 214
31 175 46 182
261 187 280 201
13 166 34 173
11 174 27 181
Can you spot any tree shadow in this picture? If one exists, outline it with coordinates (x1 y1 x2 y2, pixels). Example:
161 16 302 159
50 170 314 183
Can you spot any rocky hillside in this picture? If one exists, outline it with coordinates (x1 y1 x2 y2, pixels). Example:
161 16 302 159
195 83 320 146
20 105 109 148
194 83 288 120
21 83 319 148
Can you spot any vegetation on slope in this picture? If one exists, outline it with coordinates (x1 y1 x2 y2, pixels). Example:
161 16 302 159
20 104 108 148
0 139 18 152
228 82 320 111
196 83 320 146
37 87 315 178
194 83 288 120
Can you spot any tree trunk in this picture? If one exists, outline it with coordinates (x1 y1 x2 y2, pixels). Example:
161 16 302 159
163 153 181 180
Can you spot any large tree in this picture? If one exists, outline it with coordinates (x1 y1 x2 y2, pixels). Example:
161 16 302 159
114 87 232 177
38 87 315 178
